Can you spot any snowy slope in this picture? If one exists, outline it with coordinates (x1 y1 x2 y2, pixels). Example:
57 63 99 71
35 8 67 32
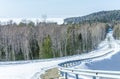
0 29 119 79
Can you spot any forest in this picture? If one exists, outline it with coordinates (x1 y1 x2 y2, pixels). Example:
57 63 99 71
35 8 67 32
64 10 120 24
0 10 120 61
0 20 109 61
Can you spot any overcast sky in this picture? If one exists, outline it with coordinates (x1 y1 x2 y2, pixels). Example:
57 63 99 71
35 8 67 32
0 0 120 18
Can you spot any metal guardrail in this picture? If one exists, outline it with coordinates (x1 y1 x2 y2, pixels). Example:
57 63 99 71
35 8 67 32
58 50 120 79
59 67 120 79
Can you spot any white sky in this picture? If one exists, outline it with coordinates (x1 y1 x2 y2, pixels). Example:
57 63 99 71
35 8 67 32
0 0 120 18
0 0 120 24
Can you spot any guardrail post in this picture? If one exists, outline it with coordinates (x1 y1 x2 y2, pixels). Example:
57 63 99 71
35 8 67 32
65 72 68 79
75 74 79 79
60 71 64 76
77 61 79 65
72 62 74 66
68 63 70 67
66 63 68 67
65 64 67 67
69 62 71 67
63 64 65 67
79 60 81 64
93 76 96 79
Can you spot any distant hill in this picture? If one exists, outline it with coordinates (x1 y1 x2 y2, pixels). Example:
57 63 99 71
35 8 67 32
64 10 120 24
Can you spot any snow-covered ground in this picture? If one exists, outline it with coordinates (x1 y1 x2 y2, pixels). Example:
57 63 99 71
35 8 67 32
85 32 120 71
0 29 120 79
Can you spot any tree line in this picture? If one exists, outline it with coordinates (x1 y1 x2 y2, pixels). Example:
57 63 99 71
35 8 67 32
0 21 108 61
64 10 120 24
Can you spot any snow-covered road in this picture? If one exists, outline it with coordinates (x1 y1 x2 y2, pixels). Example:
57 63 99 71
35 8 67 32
0 29 120 79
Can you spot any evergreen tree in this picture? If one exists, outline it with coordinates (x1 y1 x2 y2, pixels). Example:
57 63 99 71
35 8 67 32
41 35 53 58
